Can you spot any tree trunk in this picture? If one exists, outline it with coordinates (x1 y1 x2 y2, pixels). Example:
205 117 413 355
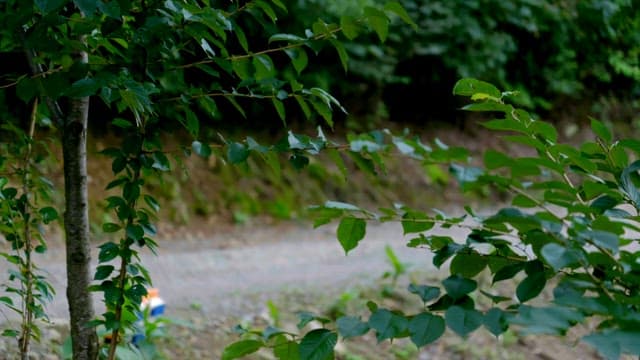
61 50 98 360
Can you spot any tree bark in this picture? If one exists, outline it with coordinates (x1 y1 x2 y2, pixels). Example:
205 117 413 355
61 50 98 360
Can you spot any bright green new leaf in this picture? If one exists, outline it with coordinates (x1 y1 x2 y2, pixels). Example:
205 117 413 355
221 339 263 360
299 329 337 360
590 118 612 144
337 217 366 254
340 16 360 40
384 1 418 29
408 313 445 347
364 7 389 42
445 306 483 337
453 78 501 99
401 210 434 234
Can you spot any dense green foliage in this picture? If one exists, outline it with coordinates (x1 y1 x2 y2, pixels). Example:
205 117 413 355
1 0 639 359
280 0 640 121
224 79 640 360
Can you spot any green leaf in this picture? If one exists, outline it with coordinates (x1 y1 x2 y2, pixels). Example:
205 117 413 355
364 7 389 42
294 95 311 119
253 54 275 80
299 329 337 360
98 242 119 262
192 141 212 158
274 339 300 360
384 1 418 29
144 195 160 213
484 150 513 170
94 265 114 281
408 284 440 303
530 121 558 143
541 243 580 271
368 309 408 342
337 217 366 254
516 272 546 303
285 48 308 74
340 16 360 40
102 223 121 233
73 0 98 16
184 109 200 138
323 201 361 211
67 78 100 97
35 0 68 13
221 340 263 360
590 118 612 144
401 210 434 234
309 99 333 128
483 308 508 336
272 98 286 124
493 262 526 284
408 313 445 347
450 251 487 278
227 142 249 164
337 316 370 339
453 78 501 99
39 206 59 224
126 224 144 241
442 275 477 300
445 306 483 337
330 39 348 72
269 33 306 43
232 58 252 80
583 330 640 360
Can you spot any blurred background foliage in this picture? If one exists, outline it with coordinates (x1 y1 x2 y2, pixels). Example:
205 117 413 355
273 0 640 126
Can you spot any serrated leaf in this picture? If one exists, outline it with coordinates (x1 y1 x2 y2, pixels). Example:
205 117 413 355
299 329 337 360
408 312 445 347
337 217 366 254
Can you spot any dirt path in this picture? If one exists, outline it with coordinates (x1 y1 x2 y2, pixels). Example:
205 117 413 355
0 222 460 322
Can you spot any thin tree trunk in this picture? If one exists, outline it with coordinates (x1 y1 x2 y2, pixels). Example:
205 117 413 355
60 50 98 360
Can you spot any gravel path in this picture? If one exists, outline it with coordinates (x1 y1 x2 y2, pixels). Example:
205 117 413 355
0 222 466 321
